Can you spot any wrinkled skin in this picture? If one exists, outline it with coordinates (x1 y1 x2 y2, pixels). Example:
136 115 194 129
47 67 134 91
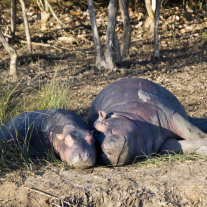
89 78 207 166
0 109 96 169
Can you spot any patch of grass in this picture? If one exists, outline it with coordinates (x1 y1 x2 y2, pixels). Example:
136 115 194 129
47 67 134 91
132 152 207 167
0 75 70 173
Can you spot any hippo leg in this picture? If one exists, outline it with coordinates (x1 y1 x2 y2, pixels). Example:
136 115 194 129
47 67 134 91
171 113 207 140
159 138 207 155
188 117 207 133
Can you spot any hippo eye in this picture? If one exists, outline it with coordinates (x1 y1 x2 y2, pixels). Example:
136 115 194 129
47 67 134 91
65 135 74 147
95 121 109 133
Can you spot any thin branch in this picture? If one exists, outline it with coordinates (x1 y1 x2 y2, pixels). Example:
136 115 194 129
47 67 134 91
19 0 32 52
24 186 76 207
45 0 65 25
20 40 63 51
11 0 17 40
0 28 17 77
36 0 44 11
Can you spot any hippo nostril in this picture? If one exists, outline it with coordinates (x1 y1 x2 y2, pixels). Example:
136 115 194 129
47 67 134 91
72 153 81 164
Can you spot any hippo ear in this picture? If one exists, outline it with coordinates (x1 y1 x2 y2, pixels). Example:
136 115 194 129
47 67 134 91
85 131 93 145
98 111 107 121
63 125 74 132
65 135 74 147
95 122 109 133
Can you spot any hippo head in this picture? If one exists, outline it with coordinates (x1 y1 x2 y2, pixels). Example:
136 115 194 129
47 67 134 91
51 126 96 169
94 111 137 166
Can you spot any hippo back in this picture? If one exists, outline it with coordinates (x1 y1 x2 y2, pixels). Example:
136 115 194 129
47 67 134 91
89 78 187 124
0 109 89 153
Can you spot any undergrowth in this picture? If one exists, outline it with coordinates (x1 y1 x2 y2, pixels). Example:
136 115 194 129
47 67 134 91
0 76 70 173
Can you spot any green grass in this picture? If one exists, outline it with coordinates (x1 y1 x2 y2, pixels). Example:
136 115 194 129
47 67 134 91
0 76 70 173
203 32 207 40
132 152 207 168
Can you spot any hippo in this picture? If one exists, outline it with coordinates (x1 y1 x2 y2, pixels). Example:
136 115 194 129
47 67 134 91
0 109 96 169
89 78 207 166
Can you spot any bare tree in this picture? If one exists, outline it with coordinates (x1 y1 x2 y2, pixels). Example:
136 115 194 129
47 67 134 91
88 0 130 70
144 0 161 57
11 0 17 40
19 0 32 52
104 0 119 69
37 0 64 31
119 0 131 59
37 0 50 31
154 0 161 57
88 0 108 69
88 0 162 70
0 28 17 77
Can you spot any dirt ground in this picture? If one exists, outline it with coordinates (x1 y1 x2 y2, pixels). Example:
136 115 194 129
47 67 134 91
0 4 207 207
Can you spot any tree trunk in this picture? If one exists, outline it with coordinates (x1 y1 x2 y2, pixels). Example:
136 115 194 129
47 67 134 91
11 0 17 40
119 0 131 59
113 32 121 63
41 10 50 31
144 0 155 32
19 0 32 52
0 28 17 78
154 0 161 57
105 0 118 69
88 0 107 69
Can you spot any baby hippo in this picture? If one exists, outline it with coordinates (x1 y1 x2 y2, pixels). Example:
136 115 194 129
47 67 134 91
0 109 96 169
89 78 207 166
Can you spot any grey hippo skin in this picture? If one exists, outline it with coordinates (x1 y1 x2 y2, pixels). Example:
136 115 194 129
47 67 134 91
89 78 207 166
0 109 96 169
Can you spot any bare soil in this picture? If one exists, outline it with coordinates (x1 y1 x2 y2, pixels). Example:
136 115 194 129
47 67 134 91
0 5 207 207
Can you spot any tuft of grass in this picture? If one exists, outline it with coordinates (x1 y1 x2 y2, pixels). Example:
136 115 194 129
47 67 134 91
0 83 19 124
0 75 70 173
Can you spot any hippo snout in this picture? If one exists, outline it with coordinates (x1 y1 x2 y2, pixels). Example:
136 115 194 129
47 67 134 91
101 135 128 165
70 151 96 169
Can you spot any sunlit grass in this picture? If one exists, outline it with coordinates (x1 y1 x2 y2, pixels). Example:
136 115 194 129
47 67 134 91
132 152 207 168
0 75 70 173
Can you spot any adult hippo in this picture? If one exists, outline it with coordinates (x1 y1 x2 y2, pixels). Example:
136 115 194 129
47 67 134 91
0 109 96 169
89 78 207 166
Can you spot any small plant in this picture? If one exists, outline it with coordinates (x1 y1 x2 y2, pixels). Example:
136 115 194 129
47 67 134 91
203 32 207 40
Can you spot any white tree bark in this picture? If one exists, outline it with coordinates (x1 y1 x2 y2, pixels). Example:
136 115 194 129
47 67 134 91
0 28 17 77
144 0 155 32
144 0 161 57
19 0 32 52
